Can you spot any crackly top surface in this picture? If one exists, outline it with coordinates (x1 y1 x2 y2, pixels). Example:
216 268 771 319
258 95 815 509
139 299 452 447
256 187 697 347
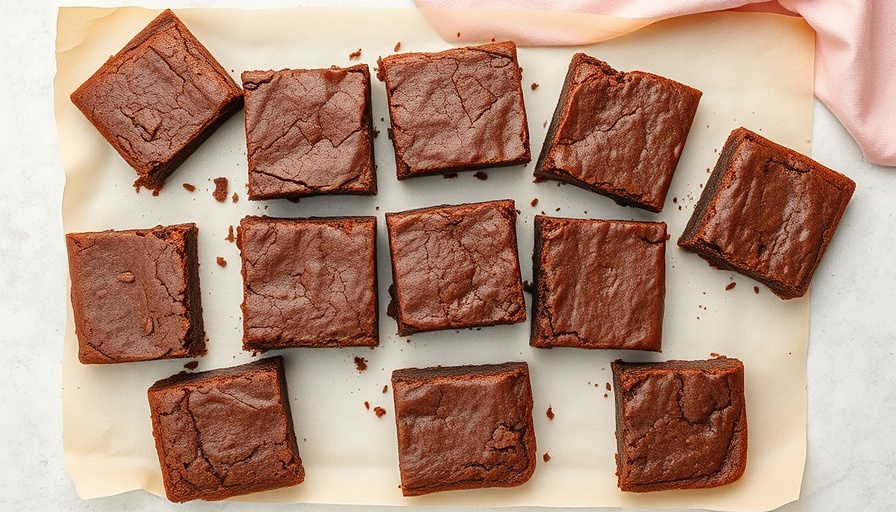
612 358 747 492
239 216 378 349
378 41 530 178
147 356 304 502
391 362 536 496
70 9 243 191
535 53 701 212
385 200 526 335
65 223 204 363
242 66 375 199
532 216 665 351
678 127 856 299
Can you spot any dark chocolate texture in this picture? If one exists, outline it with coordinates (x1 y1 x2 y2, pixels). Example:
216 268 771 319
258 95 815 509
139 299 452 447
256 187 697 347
65 223 205 364
148 356 304 502
242 65 376 199
377 41 530 179
391 362 536 496
239 216 378 349
70 9 243 192
534 53 701 212
678 127 855 299
531 216 665 350
385 200 526 336
612 358 747 492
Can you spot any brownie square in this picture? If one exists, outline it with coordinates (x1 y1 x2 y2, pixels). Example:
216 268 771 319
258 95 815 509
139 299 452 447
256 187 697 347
534 53 702 212
377 41 530 179
678 127 855 299
531 216 665 351
65 223 205 364
385 200 526 335
70 9 243 193
238 216 378 350
391 362 537 496
612 358 747 492
242 65 376 200
148 356 304 502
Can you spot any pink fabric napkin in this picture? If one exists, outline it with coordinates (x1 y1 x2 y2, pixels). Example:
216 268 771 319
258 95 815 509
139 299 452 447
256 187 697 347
414 0 896 167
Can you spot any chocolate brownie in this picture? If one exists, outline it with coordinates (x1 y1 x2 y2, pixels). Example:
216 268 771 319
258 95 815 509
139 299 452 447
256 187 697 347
238 216 378 350
377 41 530 179
65 223 205 364
385 200 526 335
612 358 747 492
391 362 536 496
678 127 856 299
534 53 702 212
242 65 376 200
531 216 665 351
70 9 243 193
148 356 304 502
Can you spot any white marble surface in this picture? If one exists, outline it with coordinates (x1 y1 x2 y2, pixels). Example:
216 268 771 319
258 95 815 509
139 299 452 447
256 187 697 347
1 0 894 510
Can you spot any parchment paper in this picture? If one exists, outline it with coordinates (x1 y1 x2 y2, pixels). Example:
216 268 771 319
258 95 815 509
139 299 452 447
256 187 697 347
55 7 814 510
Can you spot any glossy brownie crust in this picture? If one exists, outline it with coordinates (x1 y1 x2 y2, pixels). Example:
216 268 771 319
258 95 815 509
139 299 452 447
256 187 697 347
65 223 205 364
678 127 856 299
534 53 701 212
242 65 376 200
385 200 526 336
148 356 304 502
239 216 378 350
612 358 747 492
531 216 665 351
391 362 536 496
70 9 243 193
377 41 530 179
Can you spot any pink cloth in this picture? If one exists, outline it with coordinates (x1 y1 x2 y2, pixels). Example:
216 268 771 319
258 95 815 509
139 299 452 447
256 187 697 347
415 0 896 167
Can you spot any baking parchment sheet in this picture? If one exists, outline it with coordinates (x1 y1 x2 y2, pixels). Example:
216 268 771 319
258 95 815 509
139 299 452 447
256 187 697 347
55 7 813 510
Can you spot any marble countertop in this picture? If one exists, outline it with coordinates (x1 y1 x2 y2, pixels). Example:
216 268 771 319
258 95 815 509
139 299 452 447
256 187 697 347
2 0 893 510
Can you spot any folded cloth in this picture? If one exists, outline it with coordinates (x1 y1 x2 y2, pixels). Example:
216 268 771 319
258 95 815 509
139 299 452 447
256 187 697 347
415 0 896 167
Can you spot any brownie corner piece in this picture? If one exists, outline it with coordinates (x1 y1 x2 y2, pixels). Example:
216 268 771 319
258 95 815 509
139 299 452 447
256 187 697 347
238 215 379 350
531 216 665 350
611 358 747 492
378 41 530 179
65 223 205 364
534 53 701 212
391 361 536 496
70 9 243 193
678 127 856 299
384 200 526 335
147 356 304 502
242 65 376 200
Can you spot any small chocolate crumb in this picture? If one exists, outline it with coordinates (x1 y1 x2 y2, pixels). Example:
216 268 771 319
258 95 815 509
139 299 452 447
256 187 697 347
443 173 459 179
530 82 539 90
225 225 236 243
394 42 401 52
491 37 496 42
364 401 370 410
115 271 136 283
456 32 461 38
672 196 678 203
543 120 547 128
555 207 560 212
543 452 551 462
354 356 368 372
473 171 488 181
349 48 362 60
530 198 538 207
374 406 386 417
606 382 611 391
546 406 554 420
182 183 196 192
216 256 227 267
387 127 393 140
754 286 760 294
231 192 238 203
373 127 380 138
523 280 535 294
382 385 389 394
184 361 199 370
212 177 228 202
604 393 608 398
726 282 737 291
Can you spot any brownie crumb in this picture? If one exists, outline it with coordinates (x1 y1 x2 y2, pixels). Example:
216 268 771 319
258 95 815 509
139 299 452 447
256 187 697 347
182 183 196 192
543 452 551 462
726 282 737 291
216 256 227 267
349 48 362 60
673 196 678 203
542 120 547 128
530 82 539 90
231 192 238 203
212 177 228 202
115 271 136 283
373 127 380 138
443 172 459 179
354 356 368 372
473 171 488 181
530 198 538 207
183 360 199 370
523 280 535 294
555 207 561 212
604 393 608 398
546 406 554 420
364 401 370 410
456 32 461 38
374 406 386 417
606 382 612 391
394 42 401 52
754 286 760 294
225 225 236 243
382 385 389 394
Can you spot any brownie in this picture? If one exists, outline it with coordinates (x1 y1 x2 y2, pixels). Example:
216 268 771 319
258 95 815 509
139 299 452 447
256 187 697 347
531 216 665 351
611 358 747 492
385 200 526 335
147 356 304 502
65 223 205 364
377 41 530 179
391 362 536 496
242 65 376 200
70 9 243 193
678 127 856 299
534 53 702 212
238 216 378 350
